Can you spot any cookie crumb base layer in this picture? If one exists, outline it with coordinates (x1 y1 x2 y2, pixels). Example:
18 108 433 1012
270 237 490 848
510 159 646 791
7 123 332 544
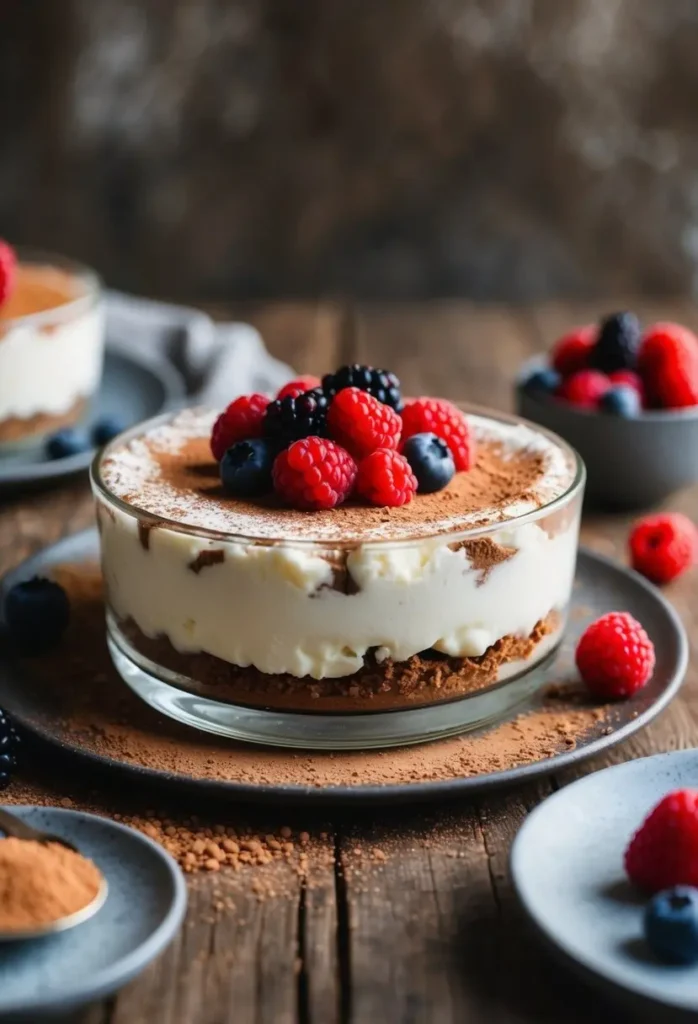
116 612 561 713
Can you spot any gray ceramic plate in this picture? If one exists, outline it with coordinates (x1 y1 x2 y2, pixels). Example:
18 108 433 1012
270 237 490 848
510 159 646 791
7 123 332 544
0 529 688 805
511 750 698 1017
0 345 184 493
0 805 187 1017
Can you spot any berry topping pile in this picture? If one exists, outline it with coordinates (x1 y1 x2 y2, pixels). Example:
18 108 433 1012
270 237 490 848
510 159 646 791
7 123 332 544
210 364 475 509
0 240 16 307
575 611 655 700
523 312 698 414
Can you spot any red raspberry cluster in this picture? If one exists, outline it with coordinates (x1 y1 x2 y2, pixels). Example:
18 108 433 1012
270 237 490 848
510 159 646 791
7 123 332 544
210 367 475 510
534 314 698 412
0 239 16 306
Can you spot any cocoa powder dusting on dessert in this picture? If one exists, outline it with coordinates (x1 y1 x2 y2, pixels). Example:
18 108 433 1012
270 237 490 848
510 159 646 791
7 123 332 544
0 837 102 932
99 409 574 542
449 537 517 585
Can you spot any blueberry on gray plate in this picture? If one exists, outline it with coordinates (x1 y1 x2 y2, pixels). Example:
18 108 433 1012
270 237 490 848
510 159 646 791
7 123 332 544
220 439 275 497
45 427 91 460
4 577 70 654
644 886 698 964
401 432 455 493
92 416 125 446
522 367 561 396
599 385 641 417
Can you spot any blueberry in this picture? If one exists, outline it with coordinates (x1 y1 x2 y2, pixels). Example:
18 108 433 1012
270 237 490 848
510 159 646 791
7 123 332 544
45 428 91 460
401 432 455 494
92 416 125 447
522 367 561 396
599 385 641 417
220 439 275 497
4 577 70 654
645 886 698 964
590 311 641 372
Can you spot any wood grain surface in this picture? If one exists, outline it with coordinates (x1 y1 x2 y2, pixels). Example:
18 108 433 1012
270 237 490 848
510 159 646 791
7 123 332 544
2 300 696 1024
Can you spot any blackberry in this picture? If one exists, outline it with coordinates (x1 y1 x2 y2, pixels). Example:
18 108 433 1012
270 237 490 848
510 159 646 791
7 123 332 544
0 708 19 790
263 388 329 447
590 312 641 373
322 364 403 412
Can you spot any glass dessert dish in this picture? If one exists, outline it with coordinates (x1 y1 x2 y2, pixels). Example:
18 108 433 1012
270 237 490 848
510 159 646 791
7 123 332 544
90 405 585 750
0 250 104 450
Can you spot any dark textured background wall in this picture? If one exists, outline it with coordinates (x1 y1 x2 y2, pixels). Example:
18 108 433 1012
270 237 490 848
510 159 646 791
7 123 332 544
2 0 698 301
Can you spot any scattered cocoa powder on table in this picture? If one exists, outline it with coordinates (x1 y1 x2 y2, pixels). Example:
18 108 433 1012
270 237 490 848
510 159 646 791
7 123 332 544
0 837 102 932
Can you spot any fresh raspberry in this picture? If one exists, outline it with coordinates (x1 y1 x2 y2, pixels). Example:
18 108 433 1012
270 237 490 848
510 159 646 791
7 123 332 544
210 394 269 461
609 370 646 405
327 387 401 459
575 612 655 700
272 437 357 510
625 790 698 893
551 325 596 377
400 398 475 471
0 240 16 306
556 369 611 409
629 513 698 585
639 323 698 408
356 449 417 507
276 375 322 401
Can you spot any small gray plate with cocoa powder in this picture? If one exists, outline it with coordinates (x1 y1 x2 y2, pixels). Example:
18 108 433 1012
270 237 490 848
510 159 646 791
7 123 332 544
0 805 187 1017
0 529 689 805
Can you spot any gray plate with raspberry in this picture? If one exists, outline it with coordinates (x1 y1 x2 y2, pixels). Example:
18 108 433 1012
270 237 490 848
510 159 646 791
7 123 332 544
0 345 184 493
0 529 688 805
0 805 187 1017
512 750 698 1017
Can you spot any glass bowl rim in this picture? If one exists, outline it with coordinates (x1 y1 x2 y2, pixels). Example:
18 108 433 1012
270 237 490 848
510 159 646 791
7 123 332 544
90 402 586 549
0 247 102 328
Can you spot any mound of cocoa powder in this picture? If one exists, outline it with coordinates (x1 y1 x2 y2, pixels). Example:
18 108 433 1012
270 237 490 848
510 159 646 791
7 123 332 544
0 837 102 931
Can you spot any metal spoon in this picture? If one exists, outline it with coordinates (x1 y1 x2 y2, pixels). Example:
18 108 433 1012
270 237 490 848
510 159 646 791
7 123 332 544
0 807 108 940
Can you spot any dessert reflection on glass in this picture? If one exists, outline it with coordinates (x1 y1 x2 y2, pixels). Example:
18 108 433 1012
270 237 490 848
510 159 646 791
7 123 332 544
91 369 584 745
0 243 104 446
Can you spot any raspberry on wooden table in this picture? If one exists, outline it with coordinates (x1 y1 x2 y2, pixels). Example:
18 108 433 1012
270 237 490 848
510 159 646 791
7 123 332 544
629 513 698 585
401 398 475 471
327 387 402 459
556 369 610 409
356 448 417 507
272 437 357 510
575 611 655 700
0 240 16 306
639 323 698 408
551 325 596 376
625 790 698 893
210 394 269 461
276 376 322 401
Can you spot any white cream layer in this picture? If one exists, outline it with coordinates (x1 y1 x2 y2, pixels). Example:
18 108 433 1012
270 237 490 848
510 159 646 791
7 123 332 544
97 501 580 679
0 303 105 420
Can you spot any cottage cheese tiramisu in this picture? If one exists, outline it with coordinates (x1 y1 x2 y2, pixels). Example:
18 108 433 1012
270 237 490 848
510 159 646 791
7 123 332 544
0 243 104 445
92 370 583 725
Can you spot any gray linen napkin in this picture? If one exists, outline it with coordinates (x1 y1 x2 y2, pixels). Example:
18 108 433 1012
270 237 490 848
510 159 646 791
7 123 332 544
104 290 293 404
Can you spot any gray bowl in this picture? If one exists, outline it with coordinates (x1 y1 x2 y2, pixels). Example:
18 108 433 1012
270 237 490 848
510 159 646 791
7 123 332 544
516 356 698 510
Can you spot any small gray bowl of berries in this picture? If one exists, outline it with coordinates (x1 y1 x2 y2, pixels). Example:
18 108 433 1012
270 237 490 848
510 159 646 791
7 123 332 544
516 312 698 510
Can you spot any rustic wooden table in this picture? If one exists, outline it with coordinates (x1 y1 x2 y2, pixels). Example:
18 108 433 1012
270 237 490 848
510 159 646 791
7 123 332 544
2 299 697 1024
